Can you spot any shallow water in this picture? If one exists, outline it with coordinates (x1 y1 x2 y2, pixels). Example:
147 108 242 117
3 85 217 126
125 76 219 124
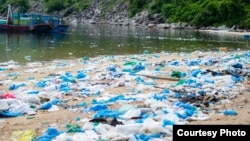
0 24 248 64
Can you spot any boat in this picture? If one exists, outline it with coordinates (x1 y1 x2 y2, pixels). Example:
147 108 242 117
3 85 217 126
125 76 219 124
42 15 69 33
0 4 69 33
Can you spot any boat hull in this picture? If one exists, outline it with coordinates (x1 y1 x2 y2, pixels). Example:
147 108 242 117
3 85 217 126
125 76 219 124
32 24 52 32
0 24 30 32
0 24 52 32
49 25 69 33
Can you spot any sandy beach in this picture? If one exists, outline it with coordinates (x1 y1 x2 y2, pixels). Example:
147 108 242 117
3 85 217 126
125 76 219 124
0 42 250 140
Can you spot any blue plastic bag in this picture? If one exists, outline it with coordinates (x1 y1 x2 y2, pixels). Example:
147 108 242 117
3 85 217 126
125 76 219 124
89 104 107 111
39 102 52 110
0 111 22 117
135 133 162 141
76 71 86 79
162 119 175 127
34 127 61 141
223 110 237 116
94 110 121 118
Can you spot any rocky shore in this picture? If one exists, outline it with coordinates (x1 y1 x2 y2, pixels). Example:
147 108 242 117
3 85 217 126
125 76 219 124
0 0 246 33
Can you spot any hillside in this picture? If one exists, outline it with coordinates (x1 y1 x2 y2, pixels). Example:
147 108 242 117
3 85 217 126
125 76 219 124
1 0 250 30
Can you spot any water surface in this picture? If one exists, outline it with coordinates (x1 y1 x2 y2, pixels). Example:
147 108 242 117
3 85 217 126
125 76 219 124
0 24 248 64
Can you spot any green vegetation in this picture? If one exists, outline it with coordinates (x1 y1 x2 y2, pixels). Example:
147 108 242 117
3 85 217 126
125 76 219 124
45 0 92 13
128 0 148 17
0 0 30 13
99 0 123 18
129 0 250 28
45 0 65 13
0 0 249 28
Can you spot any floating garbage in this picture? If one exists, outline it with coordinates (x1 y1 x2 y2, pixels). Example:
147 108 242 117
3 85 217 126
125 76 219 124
24 56 31 61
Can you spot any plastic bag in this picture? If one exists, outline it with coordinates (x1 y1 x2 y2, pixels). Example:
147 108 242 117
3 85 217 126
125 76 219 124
1 92 16 99
39 102 52 110
11 130 36 141
223 110 237 116
34 127 61 141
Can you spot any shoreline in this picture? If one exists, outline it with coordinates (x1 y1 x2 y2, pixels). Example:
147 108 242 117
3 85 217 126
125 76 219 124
198 29 250 37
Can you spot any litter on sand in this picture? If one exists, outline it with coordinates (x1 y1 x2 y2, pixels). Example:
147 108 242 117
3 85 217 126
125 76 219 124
1 50 250 140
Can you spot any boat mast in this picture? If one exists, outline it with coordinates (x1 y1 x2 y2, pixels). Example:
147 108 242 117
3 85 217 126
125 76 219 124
7 4 12 25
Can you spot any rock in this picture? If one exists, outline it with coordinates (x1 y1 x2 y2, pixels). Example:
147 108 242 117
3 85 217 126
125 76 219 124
122 21 129 26
70 18 79 25
89 20 96 24
170 23 184 29
148 24 155 28
63 6 74 17
157 24 170 29
217 25 230 30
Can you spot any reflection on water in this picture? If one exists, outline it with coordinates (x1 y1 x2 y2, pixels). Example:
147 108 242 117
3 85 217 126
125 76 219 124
0 32 68 64
0 24 248 64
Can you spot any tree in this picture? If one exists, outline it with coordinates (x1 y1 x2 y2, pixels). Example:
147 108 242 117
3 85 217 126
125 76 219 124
46 0 65 13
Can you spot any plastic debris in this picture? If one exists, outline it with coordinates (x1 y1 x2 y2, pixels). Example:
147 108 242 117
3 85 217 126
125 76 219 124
8 83 26 90
24 56 31 60
171 71 186 78
223 110 238 116
1 50 250 140
89 104 108 112
162 119 175 127
94 110 122 119
75 70 86 79
34 127 62 141
11 130 36 141
0 111 22 117
66 123 83 133
39 102 52 110
1 92 16 99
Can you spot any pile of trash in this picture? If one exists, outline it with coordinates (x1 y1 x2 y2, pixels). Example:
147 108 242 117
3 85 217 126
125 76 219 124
1 50 250 141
